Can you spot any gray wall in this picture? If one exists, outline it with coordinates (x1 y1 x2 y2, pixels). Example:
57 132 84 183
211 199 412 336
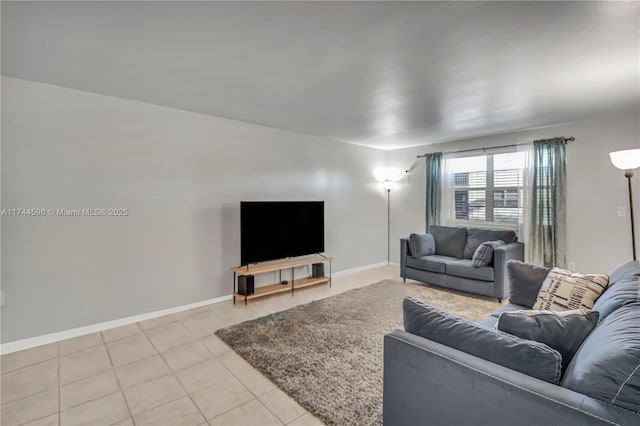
387 112 640 274
1 77 388 342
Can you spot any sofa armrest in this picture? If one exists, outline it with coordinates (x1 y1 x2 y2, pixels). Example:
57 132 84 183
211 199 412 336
400 238 410 278
383 329 639 426
493 242 524 299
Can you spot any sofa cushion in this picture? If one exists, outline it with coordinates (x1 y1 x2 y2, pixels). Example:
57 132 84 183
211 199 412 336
561 303 640 412
463 228 518 259
446 259 494 282
472 240 505 267
403 296 562 384
409 233 436 257
593 261 640 321
478 316 498 328
532 268 608 311
608 260 640 285
490 302 530 318
497 309 599 371
507 261 551 308
406 255 459 274
429 226 467 258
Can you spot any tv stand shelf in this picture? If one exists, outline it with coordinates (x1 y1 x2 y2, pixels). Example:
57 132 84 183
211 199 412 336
230 255 333 304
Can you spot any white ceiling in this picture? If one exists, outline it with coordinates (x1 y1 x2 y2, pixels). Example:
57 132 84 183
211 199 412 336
2 1 639 150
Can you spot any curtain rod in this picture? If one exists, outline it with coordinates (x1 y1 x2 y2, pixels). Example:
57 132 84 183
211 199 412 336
416 137 575 158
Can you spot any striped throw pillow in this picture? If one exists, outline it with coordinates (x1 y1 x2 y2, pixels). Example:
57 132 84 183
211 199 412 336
471 240 505 267
533 268 609 311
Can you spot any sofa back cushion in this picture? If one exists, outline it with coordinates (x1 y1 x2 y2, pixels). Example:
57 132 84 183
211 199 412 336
408 233 436 257
403 296 562 384
429 226 467 258
463 228 518 259
561 303 640 412
507 260 551 308
592 261 640 321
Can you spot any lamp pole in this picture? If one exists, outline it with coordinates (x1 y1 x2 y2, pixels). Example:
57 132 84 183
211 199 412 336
625 170 636 260
387 187 391 264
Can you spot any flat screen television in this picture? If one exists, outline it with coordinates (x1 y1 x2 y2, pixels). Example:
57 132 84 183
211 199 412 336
240 201 324 265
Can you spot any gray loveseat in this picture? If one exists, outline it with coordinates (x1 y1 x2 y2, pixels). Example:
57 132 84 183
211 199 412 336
384 260 640 426
401 225 524 301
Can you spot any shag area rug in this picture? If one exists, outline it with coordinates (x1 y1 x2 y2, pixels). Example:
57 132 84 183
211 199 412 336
215 280 499 425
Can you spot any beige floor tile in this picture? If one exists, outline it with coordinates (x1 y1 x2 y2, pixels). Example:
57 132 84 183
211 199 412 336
0 343 58 375
133 396 205 426
259 388 307 424
0 389 58 426
58 333 103 356
122 374 187 415
287 412 324 426
60 345 112 385
145 322 194 353
110 417 133 426
1 359 58 403
61 370 120 410
191 378 254 421
101 324 141 343
162 341 212 371
60 391 129 426
200 334 230 357
209 399 282 426
219 352 276 396
22 413 59 426
115 354 170 389
180 311 224 338
174 358 235 394
0 388 58 426
137 314 178 331
106 333 157 367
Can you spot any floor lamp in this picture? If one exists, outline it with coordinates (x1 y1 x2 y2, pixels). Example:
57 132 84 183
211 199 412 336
383 180 395 264
609 148 640 261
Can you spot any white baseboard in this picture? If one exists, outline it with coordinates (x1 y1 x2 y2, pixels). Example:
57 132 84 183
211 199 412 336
0 294 232 355
1 262 393 355
331 261 389 276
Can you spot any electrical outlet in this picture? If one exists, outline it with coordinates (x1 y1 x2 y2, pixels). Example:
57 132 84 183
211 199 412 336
0 291 4 306
568 262 576 271
618 206 626 217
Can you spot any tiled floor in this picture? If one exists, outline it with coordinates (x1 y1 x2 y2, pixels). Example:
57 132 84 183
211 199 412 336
1 264 399 426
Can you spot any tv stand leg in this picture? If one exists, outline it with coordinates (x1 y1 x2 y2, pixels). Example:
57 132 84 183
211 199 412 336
232 272 236 304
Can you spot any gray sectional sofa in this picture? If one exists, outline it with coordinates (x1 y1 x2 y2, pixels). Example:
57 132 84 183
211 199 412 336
384 260 640 426
401 225 524 301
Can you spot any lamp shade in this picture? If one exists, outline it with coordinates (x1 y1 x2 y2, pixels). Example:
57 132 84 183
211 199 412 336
383 180 396 191
609 149 640 170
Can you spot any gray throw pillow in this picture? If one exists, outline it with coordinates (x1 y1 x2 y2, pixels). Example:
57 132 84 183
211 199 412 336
497 309 599 371
472 240 505 267
409 233 435 257
403 296 562 384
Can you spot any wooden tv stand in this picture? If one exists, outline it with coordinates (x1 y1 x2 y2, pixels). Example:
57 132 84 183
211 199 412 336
230 255 333 304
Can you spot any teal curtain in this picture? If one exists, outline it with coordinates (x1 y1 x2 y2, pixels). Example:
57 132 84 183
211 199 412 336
425 152 442 232
529 138 566 268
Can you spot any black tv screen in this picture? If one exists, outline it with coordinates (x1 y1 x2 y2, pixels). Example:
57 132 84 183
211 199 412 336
241 201 324 265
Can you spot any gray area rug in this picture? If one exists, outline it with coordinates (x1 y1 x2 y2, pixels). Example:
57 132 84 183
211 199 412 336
215 280 499 425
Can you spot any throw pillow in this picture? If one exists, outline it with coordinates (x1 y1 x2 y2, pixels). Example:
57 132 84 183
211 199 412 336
497 309 599 370
409 233 436 257
532 268 608 311
472 240 505 267
403 296 562 384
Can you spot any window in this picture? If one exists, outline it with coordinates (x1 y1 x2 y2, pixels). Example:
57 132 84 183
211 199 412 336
449 152 525 226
